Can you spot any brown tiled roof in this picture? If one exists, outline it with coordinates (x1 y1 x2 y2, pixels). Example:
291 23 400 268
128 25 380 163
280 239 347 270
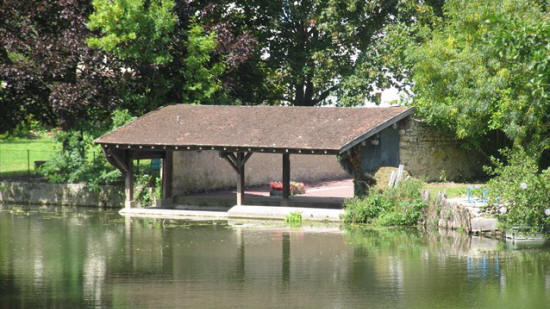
95 105 413 153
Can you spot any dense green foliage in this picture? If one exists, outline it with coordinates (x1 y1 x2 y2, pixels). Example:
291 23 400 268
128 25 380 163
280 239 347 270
0 0 256 135
0 0 446 133
182 23 226 105
398 0 550 156
39 110 135 188
39 131 120 188
86 0 440 107
88 0 177 65
87 0 229 111
219 0 439 106
486 148 550 233
0 0 122 132
344 178 427 226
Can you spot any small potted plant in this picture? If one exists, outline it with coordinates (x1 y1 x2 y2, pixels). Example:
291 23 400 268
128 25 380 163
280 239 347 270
290 181 305 195
269 181 306 196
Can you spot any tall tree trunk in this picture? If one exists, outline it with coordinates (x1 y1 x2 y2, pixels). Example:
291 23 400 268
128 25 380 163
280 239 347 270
294 79 305 106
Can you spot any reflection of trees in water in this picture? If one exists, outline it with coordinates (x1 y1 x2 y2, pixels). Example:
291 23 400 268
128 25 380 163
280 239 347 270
0 206 124 307
344 226 550 308
345 227 476 306
343 227 426 305
345 227 425 256
2 206 550 308
0 208 192 307
345 226 505 259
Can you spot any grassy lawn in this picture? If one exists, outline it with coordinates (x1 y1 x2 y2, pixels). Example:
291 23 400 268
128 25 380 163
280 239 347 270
424 183 477 199
0 134 57 176
374 166 483 199
0 133 155 179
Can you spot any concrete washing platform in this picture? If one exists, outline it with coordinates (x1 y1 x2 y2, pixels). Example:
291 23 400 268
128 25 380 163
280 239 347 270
120 205 345 222
227 205 344 221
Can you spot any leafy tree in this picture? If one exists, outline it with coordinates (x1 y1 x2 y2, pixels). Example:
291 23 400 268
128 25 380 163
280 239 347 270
374 0 446 94
154 1 445 106
400 0 550 156
87 0 177 65
39 109 135 187
0 0 123 133
227 0 406 106
87 0 447 107
199 0 443 106
182 23 226 105
88 0 184 113
87 0 256 110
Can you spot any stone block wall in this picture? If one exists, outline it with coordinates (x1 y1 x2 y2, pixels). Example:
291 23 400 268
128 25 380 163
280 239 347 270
399 119 485 181
172 151 348 194
0 181 124 207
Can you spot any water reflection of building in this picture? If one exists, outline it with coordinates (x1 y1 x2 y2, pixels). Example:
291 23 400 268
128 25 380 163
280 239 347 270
108 220 513 308
110 219 355 307
3 210 550 308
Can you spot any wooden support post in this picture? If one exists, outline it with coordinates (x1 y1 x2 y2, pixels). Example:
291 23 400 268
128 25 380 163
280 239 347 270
162 150 173 206
124 150 134 209
220 151 252 206
282 153 290 203
236 152 245 205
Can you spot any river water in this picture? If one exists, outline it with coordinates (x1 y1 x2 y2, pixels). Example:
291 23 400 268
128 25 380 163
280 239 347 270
0 205 549 308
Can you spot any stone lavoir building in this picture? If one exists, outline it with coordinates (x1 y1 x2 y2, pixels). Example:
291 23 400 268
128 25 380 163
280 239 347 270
95 104 483 208
169 114 484 194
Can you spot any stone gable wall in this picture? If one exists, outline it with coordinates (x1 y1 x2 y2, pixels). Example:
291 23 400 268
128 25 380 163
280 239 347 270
399 119 485 181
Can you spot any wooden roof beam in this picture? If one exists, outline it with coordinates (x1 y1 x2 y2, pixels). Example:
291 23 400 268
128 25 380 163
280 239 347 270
102 144 340 155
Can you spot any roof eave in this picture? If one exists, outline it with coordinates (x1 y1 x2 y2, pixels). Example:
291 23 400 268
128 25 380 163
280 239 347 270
338 107 414 154
97 142 340 155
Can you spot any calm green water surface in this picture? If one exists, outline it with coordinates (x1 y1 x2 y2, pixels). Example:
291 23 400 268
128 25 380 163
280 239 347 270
1 205 550 308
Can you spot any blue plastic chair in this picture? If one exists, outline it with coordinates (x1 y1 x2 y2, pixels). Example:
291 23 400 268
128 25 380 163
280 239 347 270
467 186 487 203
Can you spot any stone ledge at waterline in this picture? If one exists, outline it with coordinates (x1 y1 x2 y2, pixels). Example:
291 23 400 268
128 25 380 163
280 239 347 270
434 195 499 234
0 181 124 207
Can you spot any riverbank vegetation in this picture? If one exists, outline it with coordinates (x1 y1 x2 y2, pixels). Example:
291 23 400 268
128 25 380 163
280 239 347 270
486 149 550 233
38 110 135 189
344 178 427 226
